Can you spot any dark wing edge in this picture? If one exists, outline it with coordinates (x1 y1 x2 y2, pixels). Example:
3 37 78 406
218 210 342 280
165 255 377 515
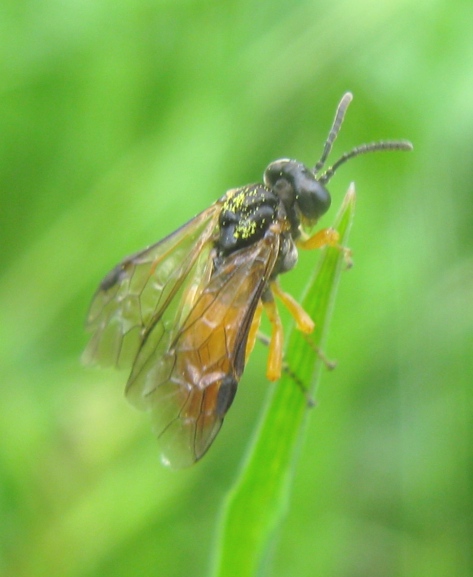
82 204 221 370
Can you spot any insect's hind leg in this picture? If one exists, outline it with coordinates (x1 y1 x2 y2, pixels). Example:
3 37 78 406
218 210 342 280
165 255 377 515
245 300 264 360
261 297 284 382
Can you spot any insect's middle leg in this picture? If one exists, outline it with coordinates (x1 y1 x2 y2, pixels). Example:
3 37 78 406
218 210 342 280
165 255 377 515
261 278 319 382
271 281 314 334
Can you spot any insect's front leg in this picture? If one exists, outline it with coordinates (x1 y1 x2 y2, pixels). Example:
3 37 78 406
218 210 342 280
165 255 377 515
298 227 352 267
297 226 339 249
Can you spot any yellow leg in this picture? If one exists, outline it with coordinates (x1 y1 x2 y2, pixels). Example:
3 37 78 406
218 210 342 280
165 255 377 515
297 227 339 250
271 281 314 334
245 300 263 360
298 227 352 266
262 299 283 382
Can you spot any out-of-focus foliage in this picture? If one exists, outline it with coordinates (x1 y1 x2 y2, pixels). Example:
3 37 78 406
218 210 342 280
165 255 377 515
0 0 471 576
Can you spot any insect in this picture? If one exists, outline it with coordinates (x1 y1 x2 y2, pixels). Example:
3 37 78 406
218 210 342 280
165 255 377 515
83 93 412 468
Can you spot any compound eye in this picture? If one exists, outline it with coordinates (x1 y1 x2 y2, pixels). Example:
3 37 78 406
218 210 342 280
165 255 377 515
297 180 331 221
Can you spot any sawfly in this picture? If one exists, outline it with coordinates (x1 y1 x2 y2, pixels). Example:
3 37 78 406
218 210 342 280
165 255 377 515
83 93 412 467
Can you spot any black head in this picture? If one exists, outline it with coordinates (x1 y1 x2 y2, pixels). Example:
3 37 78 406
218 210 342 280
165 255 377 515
264 158 331 223
264 92 413 230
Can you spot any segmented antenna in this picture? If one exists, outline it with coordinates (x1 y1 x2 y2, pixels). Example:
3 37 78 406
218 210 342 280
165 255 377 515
313 92 413 185
319 140 413 185
313 92 353 174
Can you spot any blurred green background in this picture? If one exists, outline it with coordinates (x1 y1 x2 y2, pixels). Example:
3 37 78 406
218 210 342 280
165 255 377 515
1 0 472 576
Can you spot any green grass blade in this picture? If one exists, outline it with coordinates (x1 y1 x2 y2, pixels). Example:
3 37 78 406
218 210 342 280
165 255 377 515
212 185 356 577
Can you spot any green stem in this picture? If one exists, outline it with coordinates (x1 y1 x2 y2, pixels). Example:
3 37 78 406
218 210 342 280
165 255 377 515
211 185 356 577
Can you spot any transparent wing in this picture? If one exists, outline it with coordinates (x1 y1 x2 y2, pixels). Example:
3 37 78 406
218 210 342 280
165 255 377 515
82 205 221 370
125 228 281 468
